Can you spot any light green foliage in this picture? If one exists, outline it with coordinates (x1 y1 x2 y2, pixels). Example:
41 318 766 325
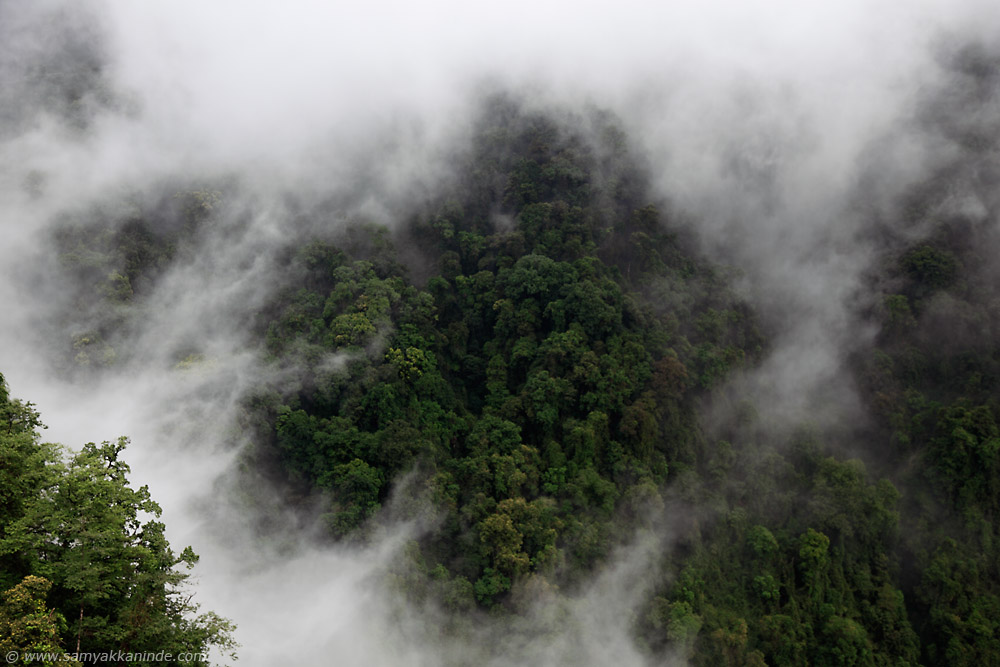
0 377 236 664
0 576 80 665
746 526 778 559
816 616 874 667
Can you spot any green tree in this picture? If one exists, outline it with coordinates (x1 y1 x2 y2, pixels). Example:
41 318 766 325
0 378 236 667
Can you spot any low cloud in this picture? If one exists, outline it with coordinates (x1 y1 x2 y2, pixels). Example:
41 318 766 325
3 0 1000 664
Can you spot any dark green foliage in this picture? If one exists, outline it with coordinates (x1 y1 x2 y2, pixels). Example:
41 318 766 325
38 84 1000 666
640 434 920 666
901 245 958 292
249 98 762 625
858 226 1000 665
846 52 1000 664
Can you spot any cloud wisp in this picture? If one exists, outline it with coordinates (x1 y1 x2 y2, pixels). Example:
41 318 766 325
2 0 1000 664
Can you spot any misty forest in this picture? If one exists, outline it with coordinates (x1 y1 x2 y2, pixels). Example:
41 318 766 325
3 1 1000 666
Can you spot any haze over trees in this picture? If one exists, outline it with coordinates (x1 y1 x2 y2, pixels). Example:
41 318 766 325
2 1 1000 666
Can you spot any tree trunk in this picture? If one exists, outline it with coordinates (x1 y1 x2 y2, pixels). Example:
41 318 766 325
76 604 83 654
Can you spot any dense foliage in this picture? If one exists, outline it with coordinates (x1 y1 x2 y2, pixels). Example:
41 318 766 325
19 73 1000 665
633 49 1000 666
0 375 236 665
243 100 763 616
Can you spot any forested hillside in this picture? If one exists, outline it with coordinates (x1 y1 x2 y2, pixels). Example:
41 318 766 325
251 98 763 608
3 3 1000 664
8 76 999 665
34 96 763 616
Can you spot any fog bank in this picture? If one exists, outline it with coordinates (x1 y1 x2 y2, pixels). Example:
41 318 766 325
2 0 999 664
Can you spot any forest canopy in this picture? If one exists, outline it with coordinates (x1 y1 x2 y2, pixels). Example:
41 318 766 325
6 65 1000 665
